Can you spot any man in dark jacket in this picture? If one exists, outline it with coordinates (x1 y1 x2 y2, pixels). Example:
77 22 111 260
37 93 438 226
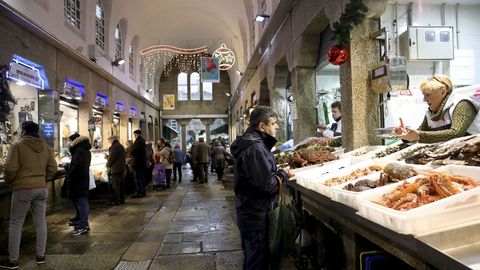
231 106 293 270
106 135 126 205
132 130 146 198
66 133 92 236
1 121 57 269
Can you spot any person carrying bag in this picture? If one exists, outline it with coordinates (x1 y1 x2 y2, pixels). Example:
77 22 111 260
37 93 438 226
268 176 302 270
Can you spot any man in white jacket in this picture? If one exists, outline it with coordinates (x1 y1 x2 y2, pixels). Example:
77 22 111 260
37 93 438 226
317 101 342 138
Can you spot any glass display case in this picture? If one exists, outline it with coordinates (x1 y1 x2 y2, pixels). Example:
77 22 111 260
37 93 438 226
55 148 109 183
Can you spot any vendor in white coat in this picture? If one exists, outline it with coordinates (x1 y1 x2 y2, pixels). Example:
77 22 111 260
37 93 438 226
395 75 480 143
317 101 342 138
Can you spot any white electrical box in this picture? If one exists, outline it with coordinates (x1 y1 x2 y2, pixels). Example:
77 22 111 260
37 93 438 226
400 26 454 60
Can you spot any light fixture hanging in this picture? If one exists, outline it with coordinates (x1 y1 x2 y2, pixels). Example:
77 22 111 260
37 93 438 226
255 14 270 22
112 58 125 66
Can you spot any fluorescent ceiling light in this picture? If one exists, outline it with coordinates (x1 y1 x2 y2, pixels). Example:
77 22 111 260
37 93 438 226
225 92 231 97
112 58 125 66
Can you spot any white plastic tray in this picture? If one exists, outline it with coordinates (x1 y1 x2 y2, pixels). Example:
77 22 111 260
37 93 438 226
297 159 386 198
357 165 480 235
340 145 387 160
378 143 431 162
330 163 433 210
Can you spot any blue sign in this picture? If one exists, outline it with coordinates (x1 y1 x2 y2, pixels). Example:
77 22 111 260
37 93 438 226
42 122 54 137
7 54 49 89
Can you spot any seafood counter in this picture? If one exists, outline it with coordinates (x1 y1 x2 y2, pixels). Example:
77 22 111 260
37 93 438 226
286 135 480 270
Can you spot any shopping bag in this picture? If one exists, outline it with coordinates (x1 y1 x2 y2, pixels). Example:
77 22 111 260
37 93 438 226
268 176 302 269
89 169 96 190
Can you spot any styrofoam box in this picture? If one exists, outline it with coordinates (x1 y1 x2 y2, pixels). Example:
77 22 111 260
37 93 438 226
297 159 387 198
330 163 434 210
357 165 480 235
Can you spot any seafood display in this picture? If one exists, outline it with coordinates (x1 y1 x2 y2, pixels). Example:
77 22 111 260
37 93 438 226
402 136 480 166
275 144 338 169
343 163 419 192
376 172 478 211
324 165 384 187
374 143 411 158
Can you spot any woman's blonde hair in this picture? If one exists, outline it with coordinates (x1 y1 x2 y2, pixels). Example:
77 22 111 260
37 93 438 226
420 75 453 94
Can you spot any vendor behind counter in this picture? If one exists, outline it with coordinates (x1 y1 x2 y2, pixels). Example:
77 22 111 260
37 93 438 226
396 75 480 143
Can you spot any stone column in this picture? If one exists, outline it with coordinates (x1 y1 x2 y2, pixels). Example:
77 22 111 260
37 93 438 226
291 67 317 143
78 100 91 137
340 18 381 151
119 112 128 145
102 109 113 149
203 118 214 144
132 117 140 134
270 65 289 143
179 119 191 156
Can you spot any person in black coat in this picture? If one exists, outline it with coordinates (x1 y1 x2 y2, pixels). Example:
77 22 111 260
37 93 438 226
106 135 126 205
132 130 146 198
231 106 293 270
65 133 92 236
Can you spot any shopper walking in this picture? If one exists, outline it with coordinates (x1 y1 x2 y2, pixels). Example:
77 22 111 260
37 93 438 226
65 133 92 236
156 138 174 188
1 121 57 269
210 139 226 181
132 130 146 198
173 144 184 182
106 135 126 205
193 137 209 183
231 106 294 270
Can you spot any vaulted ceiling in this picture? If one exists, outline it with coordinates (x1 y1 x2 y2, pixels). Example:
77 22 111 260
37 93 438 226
110 0 256 77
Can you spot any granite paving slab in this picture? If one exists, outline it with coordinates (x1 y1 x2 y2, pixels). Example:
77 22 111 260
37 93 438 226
156 242 201 255
215 251 244 270
151 254 215 270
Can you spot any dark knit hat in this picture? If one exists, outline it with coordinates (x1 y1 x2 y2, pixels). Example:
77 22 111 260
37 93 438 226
69 133 80 141
21 121 39 136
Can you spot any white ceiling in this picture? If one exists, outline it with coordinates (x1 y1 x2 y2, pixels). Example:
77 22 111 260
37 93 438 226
111 0 251 57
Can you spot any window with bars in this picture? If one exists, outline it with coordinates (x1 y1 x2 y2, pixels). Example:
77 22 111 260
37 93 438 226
65 0 80 29
203 82 212 100
95 1 105 50
190 72 200 100
114 24 122 61
129 44 134 77
178 72 188 101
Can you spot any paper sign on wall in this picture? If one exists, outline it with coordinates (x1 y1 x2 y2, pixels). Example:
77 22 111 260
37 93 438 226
163 94 175 110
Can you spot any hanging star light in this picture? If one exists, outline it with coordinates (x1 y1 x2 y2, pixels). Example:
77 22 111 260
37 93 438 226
212 43 235 70
140 45 209 78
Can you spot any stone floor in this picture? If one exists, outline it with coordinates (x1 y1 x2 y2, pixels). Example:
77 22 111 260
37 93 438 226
0 169 298 270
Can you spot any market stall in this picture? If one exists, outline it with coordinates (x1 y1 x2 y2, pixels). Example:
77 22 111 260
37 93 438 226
286 135 480 269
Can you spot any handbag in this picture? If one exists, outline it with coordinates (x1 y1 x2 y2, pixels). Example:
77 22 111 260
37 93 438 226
268 176 302 269
89 169 96 190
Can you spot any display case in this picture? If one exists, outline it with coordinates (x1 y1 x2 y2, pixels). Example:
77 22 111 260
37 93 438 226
55 148 109 183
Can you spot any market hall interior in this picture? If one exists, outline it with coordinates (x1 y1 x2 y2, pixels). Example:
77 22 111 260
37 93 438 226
1 0 480 269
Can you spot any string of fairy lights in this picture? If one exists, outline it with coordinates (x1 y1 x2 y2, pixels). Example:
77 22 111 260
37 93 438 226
140 45 209 78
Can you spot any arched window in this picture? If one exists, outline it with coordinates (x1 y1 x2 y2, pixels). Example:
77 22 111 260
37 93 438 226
129 43 134 76
190 72 200 100
178 72 188 101
202 82 212 100
114 24 122 61
65 0 81 29
95 1 105 50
